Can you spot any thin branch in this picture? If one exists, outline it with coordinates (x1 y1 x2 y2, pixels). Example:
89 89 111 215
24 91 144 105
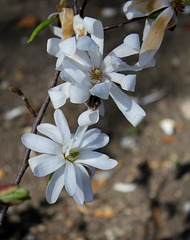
0 70 60 227
23 97 37 118
73 0 78 15
103 16 146 31
79 0 88 18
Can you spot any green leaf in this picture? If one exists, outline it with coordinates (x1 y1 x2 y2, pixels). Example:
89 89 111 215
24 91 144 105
27 14 59 44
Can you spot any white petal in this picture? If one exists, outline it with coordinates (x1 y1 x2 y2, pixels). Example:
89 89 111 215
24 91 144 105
72 164 84 205
56 53 65 70
109 83 146 127
54 109 71 146
124 33 140 52
90 81 112 99
48 82 70 109
46 167 65 204
77 35 98 51
74 164 93 203
48 12 63 39
78 109 99 126
108 72 136 91
29 154 65 177
75 151 118 170
64 161 76 196
139 7 174 66
99 100 105 116
83 17 104 58
37 123 63 144
69 84 90 103
59 37 76 56
21 133 62 154
80 130 109 151
73 14 87 39
47 38 62 57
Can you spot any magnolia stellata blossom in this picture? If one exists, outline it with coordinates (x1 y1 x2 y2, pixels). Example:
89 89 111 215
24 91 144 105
21 109 117 205
48 17 155 127
123 0 189 65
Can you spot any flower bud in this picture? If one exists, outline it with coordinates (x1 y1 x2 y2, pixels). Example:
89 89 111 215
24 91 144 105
0 184 30 205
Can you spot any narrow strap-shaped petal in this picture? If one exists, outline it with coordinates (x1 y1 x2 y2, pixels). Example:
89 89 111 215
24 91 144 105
64 161 76 196
54 109 71 146
109 83 146 127
48 12 63 39
75 151 118 170
69 84 90 104
37 123 63 144
21 133 62 154
47 38 62 57
139 6 174 66
59 37 76 56
46 167 65 204
72 164 84 205
73 14 87 39
29 154 65 177
48 82 70 109
83 17 104 59
78 109 99 126
90 81 112 99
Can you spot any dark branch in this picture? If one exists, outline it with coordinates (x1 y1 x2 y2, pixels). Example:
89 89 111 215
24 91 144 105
73 0 78 15
79 0 88 18
0 70 60 227
23 97 37 119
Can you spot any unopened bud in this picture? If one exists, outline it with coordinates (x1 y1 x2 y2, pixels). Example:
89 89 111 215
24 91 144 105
9 87 24 97
0 184 30 205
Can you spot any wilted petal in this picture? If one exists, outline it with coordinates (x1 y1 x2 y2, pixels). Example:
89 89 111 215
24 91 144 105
47 38 62 57
75 151 118 170
110 83 146 127
37 123 63 144
48 82 70 109
123 0 170 19
73 14 87 39
54 109 71 146
46 167 65 204
64 161 76 196
29 154 65 177
78 109 99 126
90 81 112 99
21 133 62 154
139 7 174 66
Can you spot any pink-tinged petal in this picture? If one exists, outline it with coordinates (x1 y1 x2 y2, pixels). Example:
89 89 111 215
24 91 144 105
69 84 90 104
47 38 62 57
46 167 65 204
83 17 104 58
54 109 71 146
72 164 84 205
123 0 170 19
78 109 99 126
21 133 62 155
109 83 146 127
75 164 93 203
90 81 112 99
37 123 63 144
75 151 118 170
108 72 136 91
139 7 174 66
64 161 76 196
59 37 76 56
29 154 65 177
48 82 70 109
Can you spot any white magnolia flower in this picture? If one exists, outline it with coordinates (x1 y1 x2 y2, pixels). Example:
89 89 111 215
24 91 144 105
48 17 155 127
123 0 189 65
21 109 117 205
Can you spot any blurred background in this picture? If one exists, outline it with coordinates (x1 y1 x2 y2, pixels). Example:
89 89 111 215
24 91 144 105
1 0 190 239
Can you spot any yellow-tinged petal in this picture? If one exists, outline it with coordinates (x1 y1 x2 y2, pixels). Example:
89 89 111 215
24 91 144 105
139 6 174 66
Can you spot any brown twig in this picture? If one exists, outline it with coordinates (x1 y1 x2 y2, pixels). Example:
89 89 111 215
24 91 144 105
103 16 146 31
0 70 60 226
79 0 88 18
23 97 37 118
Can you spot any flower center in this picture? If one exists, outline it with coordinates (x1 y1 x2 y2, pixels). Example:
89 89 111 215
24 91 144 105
172 0 190 12
65 151 80 162
89 66 103 84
